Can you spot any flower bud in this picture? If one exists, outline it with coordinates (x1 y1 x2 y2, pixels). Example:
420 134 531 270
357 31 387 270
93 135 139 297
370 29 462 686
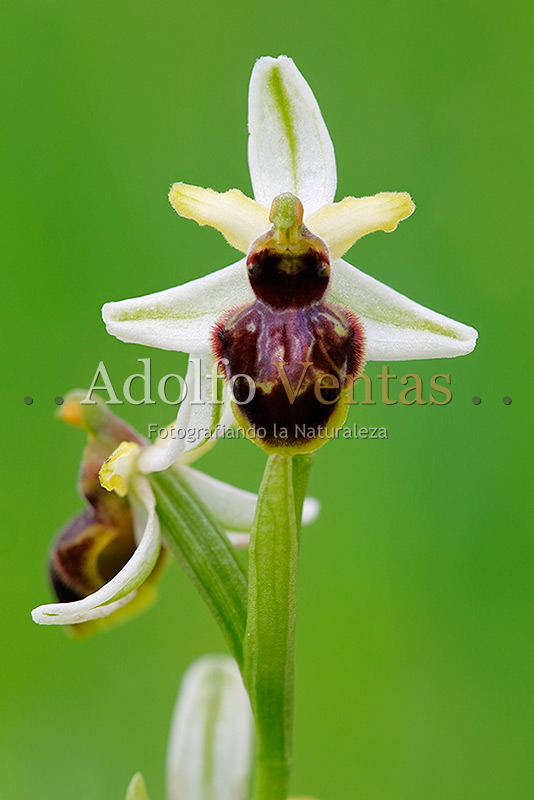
166 655 254 800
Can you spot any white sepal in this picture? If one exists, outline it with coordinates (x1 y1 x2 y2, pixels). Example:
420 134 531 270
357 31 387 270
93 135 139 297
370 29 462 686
248 55 337 215
226 532 250 549
328 259 478 360
102 259 252 356
179 464 320 531
301 496 320 525
138 356 232 474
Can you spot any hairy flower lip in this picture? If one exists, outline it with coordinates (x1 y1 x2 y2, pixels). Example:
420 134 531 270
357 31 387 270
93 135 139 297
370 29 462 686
102 54 477 465
214 298 365 453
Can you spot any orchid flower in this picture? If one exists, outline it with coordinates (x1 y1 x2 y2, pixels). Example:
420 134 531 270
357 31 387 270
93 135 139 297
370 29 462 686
126 654 254 800
30 392 166 635
30 392 320 631
102 55 477 462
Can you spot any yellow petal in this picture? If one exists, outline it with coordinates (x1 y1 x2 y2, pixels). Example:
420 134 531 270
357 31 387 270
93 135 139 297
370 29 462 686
306 192 415 259
99 441 141 497
169 182 270 253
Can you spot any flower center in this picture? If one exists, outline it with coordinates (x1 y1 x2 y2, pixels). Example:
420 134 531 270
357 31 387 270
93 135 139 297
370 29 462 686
246 193 330 308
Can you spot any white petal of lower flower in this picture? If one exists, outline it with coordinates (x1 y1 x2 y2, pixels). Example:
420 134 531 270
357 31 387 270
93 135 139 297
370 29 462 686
179 464 320 531
328 259 478 360
102 259 253 355
138 355 232 474
248 55 337 216
177 464 257 531
31 477 160 625
301 496 320 525
307 193 415 259
169 183 269 253
166 655 253 800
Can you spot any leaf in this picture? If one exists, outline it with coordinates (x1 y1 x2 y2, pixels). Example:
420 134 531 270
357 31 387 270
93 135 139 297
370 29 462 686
150 470 248 668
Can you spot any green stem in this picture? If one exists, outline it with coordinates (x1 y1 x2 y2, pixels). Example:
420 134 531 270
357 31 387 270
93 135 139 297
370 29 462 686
150 470 248 669
243 453 313 800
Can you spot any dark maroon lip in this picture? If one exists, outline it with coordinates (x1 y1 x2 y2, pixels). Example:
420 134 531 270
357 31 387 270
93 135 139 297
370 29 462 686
213 299 365 450
211 196 366 450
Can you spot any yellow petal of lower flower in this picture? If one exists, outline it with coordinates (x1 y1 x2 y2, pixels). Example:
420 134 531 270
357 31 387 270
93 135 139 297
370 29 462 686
306 192 415 258
99 441 141 497
169 182 270 253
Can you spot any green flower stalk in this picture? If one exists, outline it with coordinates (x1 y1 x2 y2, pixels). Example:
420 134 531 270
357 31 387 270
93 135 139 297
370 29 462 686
243 455 312 800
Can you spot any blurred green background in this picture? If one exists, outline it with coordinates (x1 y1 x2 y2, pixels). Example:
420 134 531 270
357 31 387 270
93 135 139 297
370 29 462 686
1 1 531 798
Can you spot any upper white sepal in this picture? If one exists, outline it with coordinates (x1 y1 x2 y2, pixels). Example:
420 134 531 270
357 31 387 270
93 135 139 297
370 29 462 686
248 55 337 216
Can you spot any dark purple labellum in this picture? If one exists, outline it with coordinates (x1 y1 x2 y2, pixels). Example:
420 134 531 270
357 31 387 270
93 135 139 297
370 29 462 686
214 300 365 452
50 507 134 603
212 193 366 452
